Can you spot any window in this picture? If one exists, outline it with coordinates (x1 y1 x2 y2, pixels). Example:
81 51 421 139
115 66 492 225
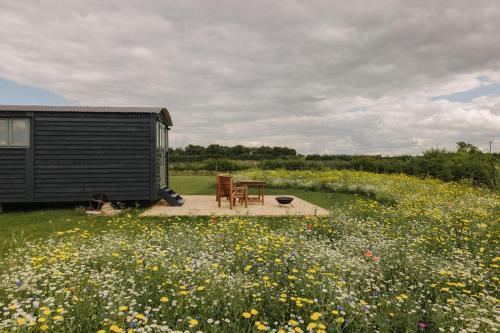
0 118 30 147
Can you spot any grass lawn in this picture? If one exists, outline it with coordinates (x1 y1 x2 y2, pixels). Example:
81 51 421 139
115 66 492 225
170 175 372 210
0 175 371 256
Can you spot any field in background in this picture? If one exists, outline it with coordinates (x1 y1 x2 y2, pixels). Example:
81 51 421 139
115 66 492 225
170 143 500 189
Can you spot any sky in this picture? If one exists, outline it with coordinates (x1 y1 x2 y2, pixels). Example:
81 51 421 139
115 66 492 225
0 0 499 155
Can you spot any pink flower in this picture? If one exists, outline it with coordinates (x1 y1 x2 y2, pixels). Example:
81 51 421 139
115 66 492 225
417 321 428 330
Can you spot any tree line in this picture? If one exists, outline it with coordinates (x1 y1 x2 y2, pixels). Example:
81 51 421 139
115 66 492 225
169 144 297 161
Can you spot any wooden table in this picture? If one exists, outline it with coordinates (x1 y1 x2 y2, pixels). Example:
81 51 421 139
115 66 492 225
235 180 265 205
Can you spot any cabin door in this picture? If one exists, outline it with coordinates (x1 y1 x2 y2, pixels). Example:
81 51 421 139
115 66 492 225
157 122 168 188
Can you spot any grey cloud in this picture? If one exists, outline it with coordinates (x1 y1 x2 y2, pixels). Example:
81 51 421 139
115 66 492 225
0 0 499 154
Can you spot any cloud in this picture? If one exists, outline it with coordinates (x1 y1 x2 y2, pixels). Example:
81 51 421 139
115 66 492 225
0 0 499 154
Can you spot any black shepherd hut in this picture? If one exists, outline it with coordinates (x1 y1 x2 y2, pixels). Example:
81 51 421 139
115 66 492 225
0 105 183 211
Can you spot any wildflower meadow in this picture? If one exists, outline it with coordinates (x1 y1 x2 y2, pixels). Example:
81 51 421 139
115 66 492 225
0 170 498 332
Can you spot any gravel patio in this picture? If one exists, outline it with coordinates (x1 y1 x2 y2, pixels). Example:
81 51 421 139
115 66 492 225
140 195 329 217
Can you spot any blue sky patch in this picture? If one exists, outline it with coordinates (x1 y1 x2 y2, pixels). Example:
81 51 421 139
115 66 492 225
0 77 73 105
432 79 500 103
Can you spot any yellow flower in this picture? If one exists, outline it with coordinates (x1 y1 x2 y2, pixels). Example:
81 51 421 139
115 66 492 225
42 309 51 316
188 318 198 327
40 325 49 331
242 312 252 319
310 312 321 320
196 286 205 291
53 315 63 321
336 317 345 324
307 322 318 330
152 266 159 271
119 306 128 311
135 313 146 320
250 309 258 315
97 330 106 333
56 308 64 313
110 324 123 332
289 319 299 326
38 317 47 323
257 323 267 331
331 310 339 315
16 317 26 325
160 296 169 303
294 327 303 333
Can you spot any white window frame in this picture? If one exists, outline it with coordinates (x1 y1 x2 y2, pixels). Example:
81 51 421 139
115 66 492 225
0 118 30 148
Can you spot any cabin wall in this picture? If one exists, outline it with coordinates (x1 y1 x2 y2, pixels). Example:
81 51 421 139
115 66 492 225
0 148 27 202
32 112 156 202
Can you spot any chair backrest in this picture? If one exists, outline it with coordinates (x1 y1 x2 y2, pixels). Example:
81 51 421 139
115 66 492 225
218 175 233 196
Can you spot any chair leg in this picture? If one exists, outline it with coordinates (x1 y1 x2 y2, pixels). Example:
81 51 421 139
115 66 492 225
229 194 233 210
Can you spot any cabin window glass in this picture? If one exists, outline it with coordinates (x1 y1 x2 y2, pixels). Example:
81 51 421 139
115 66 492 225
157 122 160 147
0 119 7 146
0 118 30 148
157 122 167 149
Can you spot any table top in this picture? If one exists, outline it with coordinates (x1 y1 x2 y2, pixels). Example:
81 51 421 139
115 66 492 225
236 180 266 185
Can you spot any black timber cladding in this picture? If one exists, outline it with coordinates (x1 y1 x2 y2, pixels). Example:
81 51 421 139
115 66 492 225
0 105 172 203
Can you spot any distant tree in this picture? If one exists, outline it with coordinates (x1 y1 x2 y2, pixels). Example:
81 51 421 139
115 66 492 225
172 147 185 155
457 141 480 154
230 145 251 155
184 144 206 156
206 144 228 156
255 146 274 155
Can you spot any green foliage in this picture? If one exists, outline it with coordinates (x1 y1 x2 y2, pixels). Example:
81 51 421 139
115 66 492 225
171 158 252 172
171 142 498 189
305 143 498 189
258 159 324 170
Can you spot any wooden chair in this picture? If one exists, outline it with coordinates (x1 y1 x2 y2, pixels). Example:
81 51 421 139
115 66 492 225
215 173 231 202
217 175 247 209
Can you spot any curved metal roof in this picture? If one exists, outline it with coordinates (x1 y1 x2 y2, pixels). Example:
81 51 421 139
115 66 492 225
0 105 173 126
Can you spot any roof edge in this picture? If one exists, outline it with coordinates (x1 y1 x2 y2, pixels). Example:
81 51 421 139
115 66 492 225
0 105 173 126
